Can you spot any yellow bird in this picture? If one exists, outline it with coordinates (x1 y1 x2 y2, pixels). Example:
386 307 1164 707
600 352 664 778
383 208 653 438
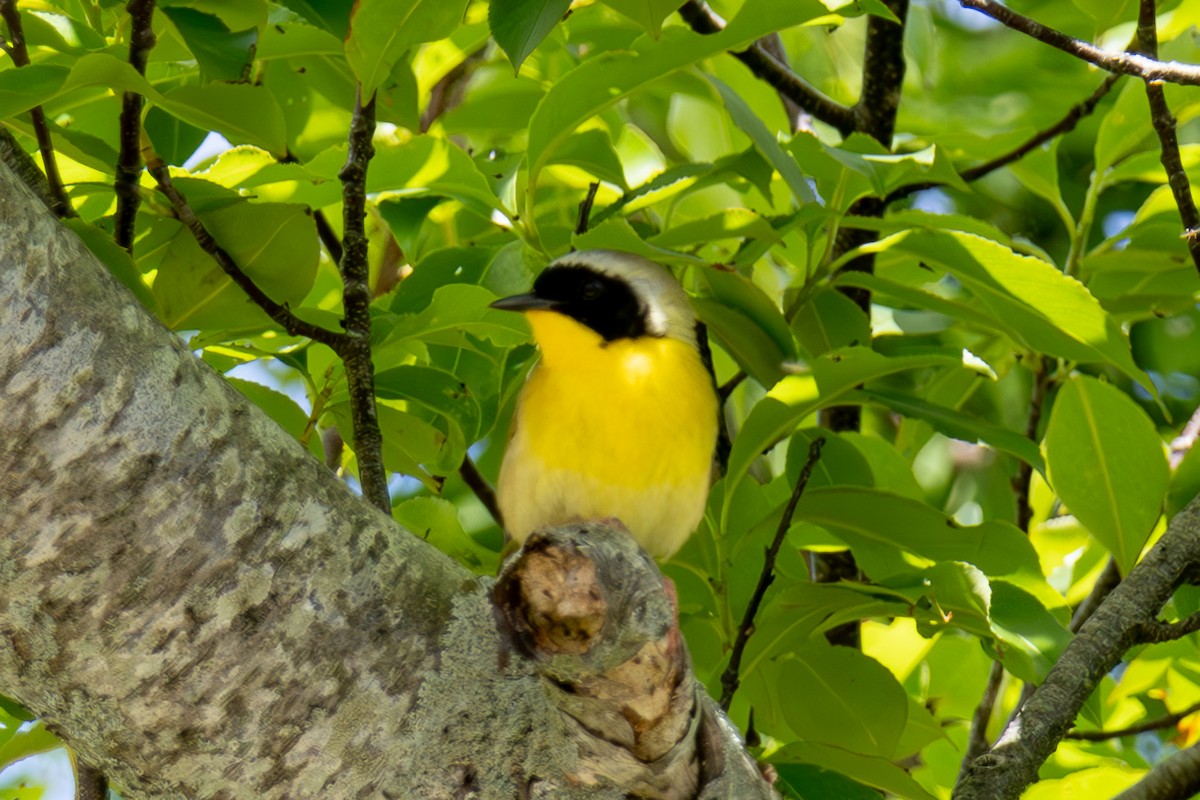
491 250 719 561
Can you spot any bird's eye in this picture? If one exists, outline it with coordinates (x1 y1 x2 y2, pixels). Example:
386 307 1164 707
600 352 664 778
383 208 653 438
580 278 604 301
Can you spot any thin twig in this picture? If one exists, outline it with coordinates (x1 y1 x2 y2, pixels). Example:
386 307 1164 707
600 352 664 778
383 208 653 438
718 370 747 401
0 0 74 218
1013 358 1049 533
114 0 157 252
960 661 1005 774
1138 612 1200 644
575 181 600 236
337 89 391 516
419 46 487 133
1071 558 1122 632
1136 0 1200 275
719 437 825 710
1068 699 1200 741
677 0 855 135
957 0 1200 87
142 142 345 349
313 208 344 266
458 455 501 525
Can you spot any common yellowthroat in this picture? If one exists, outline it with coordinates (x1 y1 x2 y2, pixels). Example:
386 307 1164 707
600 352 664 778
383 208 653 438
491 250 719 561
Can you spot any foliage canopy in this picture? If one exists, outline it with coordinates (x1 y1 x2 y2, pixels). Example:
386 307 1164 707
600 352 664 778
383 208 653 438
2 0 1200 797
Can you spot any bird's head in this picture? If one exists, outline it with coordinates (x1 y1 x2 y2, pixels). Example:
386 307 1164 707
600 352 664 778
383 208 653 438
490 250 698 351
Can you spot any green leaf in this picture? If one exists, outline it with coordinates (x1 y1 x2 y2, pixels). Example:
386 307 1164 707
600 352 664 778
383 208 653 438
152 202 319 330
1042 375 1168 572
723 347 965 521
779 646 908 756
158 83 288 156
600 0 682 35
774 741 939 800
526 0 833 191
547 129 628 189
774 763 880 800
392 496 498 572
850 387 1045 472
160 7 258 82
0 720 60 768
489 0 572 72
375 364 482 444
864 229 1152 392
694 267 795 386
63 219 157 312
346 0 469 96
709 75 816 205
379 284 531 351
792 287 871 356
225 377 316 456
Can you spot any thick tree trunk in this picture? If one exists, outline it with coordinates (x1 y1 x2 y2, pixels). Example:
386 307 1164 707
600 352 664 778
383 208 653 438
0 162 775 799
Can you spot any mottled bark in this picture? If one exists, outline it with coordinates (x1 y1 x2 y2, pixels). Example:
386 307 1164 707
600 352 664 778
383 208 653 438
0 161 772 799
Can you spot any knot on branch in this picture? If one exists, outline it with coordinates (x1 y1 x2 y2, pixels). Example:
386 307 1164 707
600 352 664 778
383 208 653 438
493 520 700 799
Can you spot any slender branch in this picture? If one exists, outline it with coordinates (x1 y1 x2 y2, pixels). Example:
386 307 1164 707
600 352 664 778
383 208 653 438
961 661 1006 773
1136 0 1200 275
1013 358 1049 533
719 437 825 710
458 454 501 525
114 0 157 252
957 0 1200 87
575 181 600 236
1068 699 1200 741
1112 740 1200 800
853 0 910 148
954 496 1200 800
142 142 345 348
0 0 74 218
1138 612 1200 644
677 0 856 135
718 370 747 401
338 90 391 516
1071 558 1123 632
314 208 344 265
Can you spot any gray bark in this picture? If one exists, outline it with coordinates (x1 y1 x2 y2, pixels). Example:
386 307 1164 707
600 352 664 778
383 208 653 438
0 161 775 799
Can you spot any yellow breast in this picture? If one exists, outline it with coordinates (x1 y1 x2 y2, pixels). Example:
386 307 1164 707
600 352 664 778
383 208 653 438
497 310 719 560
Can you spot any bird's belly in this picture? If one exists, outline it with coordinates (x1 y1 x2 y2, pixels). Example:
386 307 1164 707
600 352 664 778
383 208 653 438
497 337 717 560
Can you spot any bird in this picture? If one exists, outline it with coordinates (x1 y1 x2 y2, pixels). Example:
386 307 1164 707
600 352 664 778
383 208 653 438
490 249 719 561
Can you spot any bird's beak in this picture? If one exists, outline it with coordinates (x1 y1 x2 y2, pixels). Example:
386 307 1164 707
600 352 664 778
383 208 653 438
490 294 560 313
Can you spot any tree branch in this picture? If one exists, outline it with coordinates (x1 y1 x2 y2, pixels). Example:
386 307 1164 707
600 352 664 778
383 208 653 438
575 181 600 236
1068 699 1200 741
1136 0 1200 275
337 89 391 516
113 0 156 252
141 143 346 349
1137 612 1200 644
0 0 74 218
1112 740 1200 800
954 495 1200 800
677 0 856 135
719 437 825 710
957 0 1200 86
